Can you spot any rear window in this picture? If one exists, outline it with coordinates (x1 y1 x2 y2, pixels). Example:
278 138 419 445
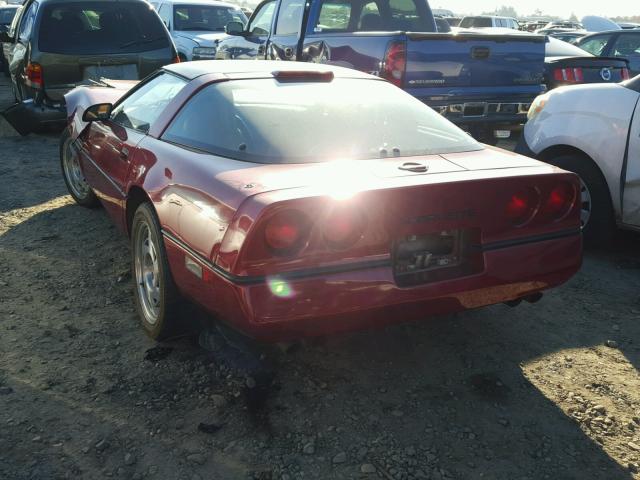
545 37 591 57
162 77 481 164
173 5 246 32
39 2 170 55
460 17 492 28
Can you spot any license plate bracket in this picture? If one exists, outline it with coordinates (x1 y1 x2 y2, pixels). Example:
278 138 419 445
393 229 483 287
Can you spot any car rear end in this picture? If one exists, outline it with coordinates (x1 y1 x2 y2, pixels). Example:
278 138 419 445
208 157 582 341
5 0 176 134
394 31 547 142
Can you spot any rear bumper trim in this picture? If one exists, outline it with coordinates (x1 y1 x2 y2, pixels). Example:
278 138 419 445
163 228 581 286
477 228 581 251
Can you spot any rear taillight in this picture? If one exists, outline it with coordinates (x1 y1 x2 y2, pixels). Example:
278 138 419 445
505 187 539 226
622 68 631 80
553 67 584 84
25 62 43 89
381 41 406 88
544 182 577 221
173 55 181 63
264 210 310 254
323 208 365 249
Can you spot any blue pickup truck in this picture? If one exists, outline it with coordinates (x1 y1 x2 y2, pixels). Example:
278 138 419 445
214 0 546 143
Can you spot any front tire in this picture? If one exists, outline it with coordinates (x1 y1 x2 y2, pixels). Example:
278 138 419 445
60 128 99 208
545 154 614 246
131 202 182 341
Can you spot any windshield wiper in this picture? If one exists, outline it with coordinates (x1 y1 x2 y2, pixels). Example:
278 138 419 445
119 35 166 49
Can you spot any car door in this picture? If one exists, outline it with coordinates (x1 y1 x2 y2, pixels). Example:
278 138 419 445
10 0 36 99
268 0 305 60
610 32 640 76
225 0 276 59
622 95 640 227
80 72 186 226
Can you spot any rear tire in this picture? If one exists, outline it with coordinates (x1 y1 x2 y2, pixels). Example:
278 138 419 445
60 128 100 208
545 154 614 246
131 202 183 341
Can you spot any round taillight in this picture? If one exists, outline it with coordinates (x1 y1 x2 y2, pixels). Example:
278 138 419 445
545 182 576 220
505 187 539 226
324 208 365 249
264 210 309 252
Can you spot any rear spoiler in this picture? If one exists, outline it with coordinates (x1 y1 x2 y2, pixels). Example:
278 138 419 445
546 56 630 66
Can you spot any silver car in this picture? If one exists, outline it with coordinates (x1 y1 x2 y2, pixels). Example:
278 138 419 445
151 0 247 61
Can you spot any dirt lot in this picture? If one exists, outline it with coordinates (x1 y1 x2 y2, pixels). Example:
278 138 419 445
1 76 640 480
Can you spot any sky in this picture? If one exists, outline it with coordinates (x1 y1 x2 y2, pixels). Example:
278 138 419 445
432 0 636 18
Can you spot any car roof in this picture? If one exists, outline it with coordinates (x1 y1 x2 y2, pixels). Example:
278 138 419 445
157 0 241 7
164 60 379 81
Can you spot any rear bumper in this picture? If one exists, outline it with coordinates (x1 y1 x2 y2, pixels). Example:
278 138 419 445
1 98 66 135
165 232 582 342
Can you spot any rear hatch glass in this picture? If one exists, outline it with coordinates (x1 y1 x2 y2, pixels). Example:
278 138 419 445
39 2 170 55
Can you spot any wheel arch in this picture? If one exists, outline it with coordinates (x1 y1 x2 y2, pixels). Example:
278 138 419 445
126 186 153 237
537 144 616 204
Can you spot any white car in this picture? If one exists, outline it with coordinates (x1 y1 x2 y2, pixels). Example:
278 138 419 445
151 0 247 61
517 76 640 245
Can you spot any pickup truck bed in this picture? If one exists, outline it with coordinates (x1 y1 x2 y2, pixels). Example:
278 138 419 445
215 0 545 142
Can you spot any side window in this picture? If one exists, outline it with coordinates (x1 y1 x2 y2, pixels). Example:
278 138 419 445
315 0 351 31
275 0 304 35
613 33 640 56
18 1 37 42
579 35 613 56
158 4 171 29
248 0 276 35
111 73 186 133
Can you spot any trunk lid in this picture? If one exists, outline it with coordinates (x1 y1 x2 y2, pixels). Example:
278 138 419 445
545 56 629 84
404 32 546 89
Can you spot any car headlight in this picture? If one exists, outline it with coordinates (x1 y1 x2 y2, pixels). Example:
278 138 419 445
192 47 217 58
527 94 548 121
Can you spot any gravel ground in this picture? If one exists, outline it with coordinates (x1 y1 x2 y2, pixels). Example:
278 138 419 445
1 75 640 480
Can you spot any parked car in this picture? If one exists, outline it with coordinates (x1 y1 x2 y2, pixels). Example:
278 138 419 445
0 3 18 74
150 0 247 61
618 23 640 30
544 36 630 90
61 61 582 342
517 76 640 245
215 0 547 144
576 31 640 76
548 31 585 44
0 0 179 135
459 15 519 30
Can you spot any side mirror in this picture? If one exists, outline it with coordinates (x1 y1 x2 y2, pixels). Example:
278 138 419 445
226 21 245 35
0 31 13 43
82 103 113 122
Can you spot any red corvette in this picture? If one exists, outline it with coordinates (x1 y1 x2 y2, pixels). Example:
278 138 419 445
61 61 582 342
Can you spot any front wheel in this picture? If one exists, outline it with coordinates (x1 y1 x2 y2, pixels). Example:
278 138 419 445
545 154 614 246
60 128 99 208
131 202 183 341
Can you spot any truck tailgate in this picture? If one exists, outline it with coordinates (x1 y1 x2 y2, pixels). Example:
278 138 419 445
404 32 545 89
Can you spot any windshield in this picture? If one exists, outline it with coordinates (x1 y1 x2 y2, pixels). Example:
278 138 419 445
459 17 492 28
39 2 170 54
173 5 246 32
163 77 482 164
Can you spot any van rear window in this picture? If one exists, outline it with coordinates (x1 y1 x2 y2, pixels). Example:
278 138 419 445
39 2 169 54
